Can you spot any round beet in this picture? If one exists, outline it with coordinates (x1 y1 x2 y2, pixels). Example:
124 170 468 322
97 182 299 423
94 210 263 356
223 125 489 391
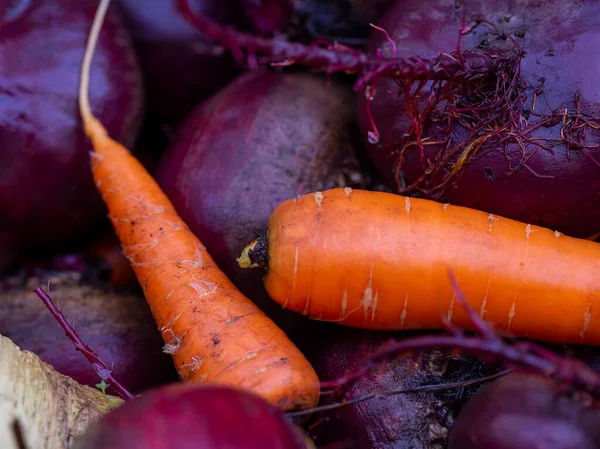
157 70 365 334
306 326 491 448
358 0 600 238
0 0 142 252
0 272 176 393
74 383 312 449
117 0 237 126
448 373 600 449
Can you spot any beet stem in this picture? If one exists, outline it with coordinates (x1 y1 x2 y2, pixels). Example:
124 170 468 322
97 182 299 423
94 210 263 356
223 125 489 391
175 0 506 89
287 369 509 418
34 286 134 400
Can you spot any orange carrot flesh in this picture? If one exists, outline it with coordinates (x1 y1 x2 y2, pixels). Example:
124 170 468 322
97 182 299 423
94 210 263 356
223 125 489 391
78 0 319 411
240 187 600 345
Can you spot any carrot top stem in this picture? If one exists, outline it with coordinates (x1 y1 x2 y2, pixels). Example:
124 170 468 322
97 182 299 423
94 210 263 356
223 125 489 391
34 286 134 400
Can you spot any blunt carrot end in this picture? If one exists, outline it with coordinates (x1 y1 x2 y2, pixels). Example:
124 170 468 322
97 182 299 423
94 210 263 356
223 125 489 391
236 241 259 269
237 231 269 270
77 0 320 411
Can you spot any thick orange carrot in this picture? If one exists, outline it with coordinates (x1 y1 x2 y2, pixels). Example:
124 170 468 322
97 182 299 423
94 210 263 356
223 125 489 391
78 0 319 411
238 187 600 345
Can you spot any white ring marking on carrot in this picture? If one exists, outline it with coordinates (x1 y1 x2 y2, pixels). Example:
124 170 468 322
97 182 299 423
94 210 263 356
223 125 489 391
180 244 205 269
487 214 497 234
188 281 218 297
371 290 379 322
292 243 300 291
302 296 311 315
480 276 492 318
340 286 348 319
447 291 456 322
400 294 409 328
314 191 324 209
362 265 375 320
581 293 594 340
507 291 518 331
180 356 205 373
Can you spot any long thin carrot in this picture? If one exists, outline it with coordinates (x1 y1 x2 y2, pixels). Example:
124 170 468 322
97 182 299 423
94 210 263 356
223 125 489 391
78 0 319 411
238 187 600 345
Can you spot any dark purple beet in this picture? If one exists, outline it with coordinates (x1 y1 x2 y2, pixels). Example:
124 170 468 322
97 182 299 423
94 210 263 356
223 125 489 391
0 233 17 273
358 0 600 238
305 326 492 448
448 373 600 449
236 0 292 36
156 70 365 335
0 272 177 393
559 345 600 377
117 0 237 126
0 0 142 251
238 0 397 45
74 383 312 449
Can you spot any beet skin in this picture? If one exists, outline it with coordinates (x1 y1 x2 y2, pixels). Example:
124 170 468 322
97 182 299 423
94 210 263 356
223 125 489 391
306 326 492 449
0 272 176 393
117 0 237 126
74 383 312 449
157 71 362 334
0 0 142 254
448 373 600 449
358 0 600 238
